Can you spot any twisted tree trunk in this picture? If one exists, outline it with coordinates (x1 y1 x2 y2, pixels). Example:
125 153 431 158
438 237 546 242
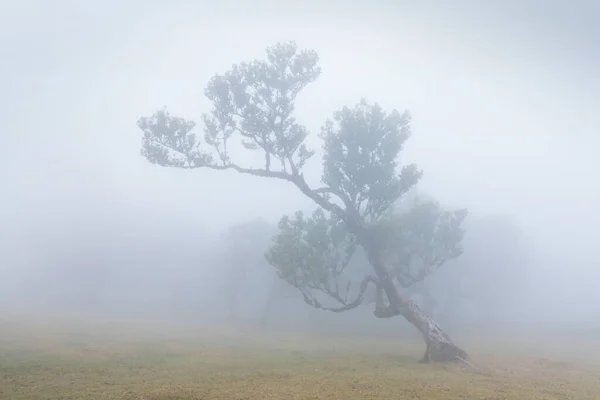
374 281 469 362
361 231 468 363
398 299 469 363
409 282 439 318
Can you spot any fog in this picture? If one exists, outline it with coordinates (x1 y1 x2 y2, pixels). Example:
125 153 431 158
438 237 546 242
1 0 599 335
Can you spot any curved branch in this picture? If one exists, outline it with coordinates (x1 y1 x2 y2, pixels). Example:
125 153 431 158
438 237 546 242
313 186 355 213
369 280 401 319
300 274 378 313
147 135 347 218
208 164 347 218
373 306 401 318
290 173 346 218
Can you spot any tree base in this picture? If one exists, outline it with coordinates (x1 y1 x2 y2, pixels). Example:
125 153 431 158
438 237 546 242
398 300 469 364
420 339 469 363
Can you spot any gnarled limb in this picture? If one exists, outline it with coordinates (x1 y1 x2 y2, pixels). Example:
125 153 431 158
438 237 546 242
138 109 350 219
296 274 379 313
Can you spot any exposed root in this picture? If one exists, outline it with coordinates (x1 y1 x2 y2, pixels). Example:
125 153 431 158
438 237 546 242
455 356 492 376
421 340 469 363
420 339 490 376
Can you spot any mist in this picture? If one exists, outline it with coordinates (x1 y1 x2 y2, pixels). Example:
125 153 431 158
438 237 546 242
1 0 599 337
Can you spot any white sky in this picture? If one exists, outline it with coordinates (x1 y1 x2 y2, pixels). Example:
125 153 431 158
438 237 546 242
1 0 599 300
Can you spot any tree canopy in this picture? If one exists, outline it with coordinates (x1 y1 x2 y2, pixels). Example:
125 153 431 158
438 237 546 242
136 42 423 223
137 41 470 363
265 196 467 314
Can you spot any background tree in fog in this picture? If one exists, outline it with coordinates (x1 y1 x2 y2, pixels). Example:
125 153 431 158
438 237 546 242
137 41 469 363
344 191 460 317
428 214 529 325
219 218 279 323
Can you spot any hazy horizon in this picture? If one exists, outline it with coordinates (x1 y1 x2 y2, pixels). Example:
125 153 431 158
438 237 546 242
1 0 599 328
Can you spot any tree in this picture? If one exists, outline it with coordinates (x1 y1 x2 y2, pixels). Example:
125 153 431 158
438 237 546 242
136 41 469 363
219 219 275 322
429 214 530 325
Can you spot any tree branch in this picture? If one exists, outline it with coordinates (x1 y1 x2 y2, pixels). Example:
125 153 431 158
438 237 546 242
290 173 346 218
313 186 355 212
298 274 379 313
210 162 347 218
146 134 347 218
373 305 402 318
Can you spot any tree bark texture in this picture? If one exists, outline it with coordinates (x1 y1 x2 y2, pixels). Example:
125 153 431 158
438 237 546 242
360 229 469 363
400 299 469 363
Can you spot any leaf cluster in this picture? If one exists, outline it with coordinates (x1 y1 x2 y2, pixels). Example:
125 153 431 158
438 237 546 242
136 41 469 315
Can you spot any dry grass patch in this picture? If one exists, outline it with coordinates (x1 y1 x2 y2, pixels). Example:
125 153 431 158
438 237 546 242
1 313 599 399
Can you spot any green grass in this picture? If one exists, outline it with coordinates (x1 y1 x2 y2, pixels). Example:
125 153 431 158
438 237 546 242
1 312 600 399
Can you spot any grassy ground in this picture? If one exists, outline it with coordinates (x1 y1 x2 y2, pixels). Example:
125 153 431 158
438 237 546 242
1 312 600 399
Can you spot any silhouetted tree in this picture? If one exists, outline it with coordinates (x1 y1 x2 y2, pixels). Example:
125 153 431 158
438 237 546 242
136 42 469 363
429 214 530 325
219 219 274 322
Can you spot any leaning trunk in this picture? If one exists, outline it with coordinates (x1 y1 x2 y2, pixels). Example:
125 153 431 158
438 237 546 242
406 282 439 318
376 280 469 362
361 235 469 363
397 299 469 363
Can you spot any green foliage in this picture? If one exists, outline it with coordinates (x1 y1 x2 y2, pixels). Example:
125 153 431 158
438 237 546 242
137 41 319 174
136 41 469 314
137 108 206 168
377 197 468 287
203 42 319 170
265 209 357 305
320 100 422 222
265 196 467 307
